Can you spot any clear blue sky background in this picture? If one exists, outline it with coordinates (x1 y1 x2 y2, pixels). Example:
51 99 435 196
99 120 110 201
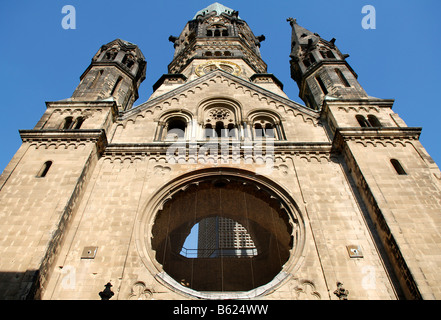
1 0 440 175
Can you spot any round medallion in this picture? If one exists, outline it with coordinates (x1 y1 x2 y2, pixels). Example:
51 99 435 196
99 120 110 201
195 60 241 77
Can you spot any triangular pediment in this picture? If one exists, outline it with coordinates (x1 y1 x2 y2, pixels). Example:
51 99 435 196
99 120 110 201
121 69 319 123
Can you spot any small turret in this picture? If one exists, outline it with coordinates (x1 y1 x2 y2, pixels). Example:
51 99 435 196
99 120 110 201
71 39 146 111
287 18 368 110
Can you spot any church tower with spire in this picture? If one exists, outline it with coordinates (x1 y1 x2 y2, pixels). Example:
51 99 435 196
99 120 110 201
287 17 368 110
0 3 441 300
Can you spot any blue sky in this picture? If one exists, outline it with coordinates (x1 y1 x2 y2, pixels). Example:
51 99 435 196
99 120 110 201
1 0 440 175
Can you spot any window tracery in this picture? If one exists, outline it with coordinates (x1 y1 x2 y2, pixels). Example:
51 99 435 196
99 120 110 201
204 106 237 139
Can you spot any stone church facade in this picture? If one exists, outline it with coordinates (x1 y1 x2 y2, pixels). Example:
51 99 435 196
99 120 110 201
1 3 441 300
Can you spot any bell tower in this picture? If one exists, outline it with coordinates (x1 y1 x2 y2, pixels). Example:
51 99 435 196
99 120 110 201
287 18 368 110
287 18 441 300
167 2 266 78
151 2 286 100
71 39 147 111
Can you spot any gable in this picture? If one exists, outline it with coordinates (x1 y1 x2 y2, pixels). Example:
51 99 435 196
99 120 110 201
121 70 320 124
110 70 327 145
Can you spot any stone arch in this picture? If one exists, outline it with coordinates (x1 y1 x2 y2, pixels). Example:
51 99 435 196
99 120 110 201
135 167 306 299
247 109 285 140
156 109 194 141
197 97 244 124
197 97 243 139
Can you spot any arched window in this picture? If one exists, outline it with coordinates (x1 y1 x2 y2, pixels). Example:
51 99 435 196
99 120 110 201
37 161 52 178
265 123 275 138
204 123 214 138
254 123 264 138
321 50 335 59
254 122 276 139
227 123 238 139
215 121 225 138
249 111 284 141
391 159 407 175
200 101 241 140
356 115 370 128
367 115 382 127
62 116 74 130
303 53 316 68
122 54 135 69
356 115 382 128
73 117 85 129
253 118 277 139
165 118 187 141
157 111 193 141
104 49 118 60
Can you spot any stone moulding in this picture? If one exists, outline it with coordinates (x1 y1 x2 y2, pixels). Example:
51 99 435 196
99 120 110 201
101 141 333 164
19 129 108 154
332 127 422 152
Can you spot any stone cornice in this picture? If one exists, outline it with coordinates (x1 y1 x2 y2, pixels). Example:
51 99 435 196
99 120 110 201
332 127 422 151
103 141 332 156
19 129 108 154
45 100 118 110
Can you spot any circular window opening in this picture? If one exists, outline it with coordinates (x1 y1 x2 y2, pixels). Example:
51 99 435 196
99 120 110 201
151 177 295 293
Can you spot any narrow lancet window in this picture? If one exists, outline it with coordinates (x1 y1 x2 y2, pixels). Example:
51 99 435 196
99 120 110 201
335 68 350 87
356 115 370 128
62 117 74 130
391 159 407 175
89 70 103 89
316 76 328 95
74 117 85 129
111 76 122 96
367 115 382 127
37 161 53 178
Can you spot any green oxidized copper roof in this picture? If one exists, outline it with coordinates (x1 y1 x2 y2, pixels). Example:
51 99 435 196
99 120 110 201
192 2 239 19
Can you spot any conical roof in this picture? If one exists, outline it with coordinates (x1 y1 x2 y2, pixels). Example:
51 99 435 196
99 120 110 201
287 18 319 52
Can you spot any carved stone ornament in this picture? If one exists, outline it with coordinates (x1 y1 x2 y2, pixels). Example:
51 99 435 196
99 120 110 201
128 281 154 300
99 282 114 300
333 282 349 300
208 108 231 121
288 277 321 300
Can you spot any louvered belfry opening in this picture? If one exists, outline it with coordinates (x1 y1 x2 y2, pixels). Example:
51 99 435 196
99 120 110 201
151 177 293 292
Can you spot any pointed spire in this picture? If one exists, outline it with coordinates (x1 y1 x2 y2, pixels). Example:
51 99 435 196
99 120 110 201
287 18 319 56
287 18 368 110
